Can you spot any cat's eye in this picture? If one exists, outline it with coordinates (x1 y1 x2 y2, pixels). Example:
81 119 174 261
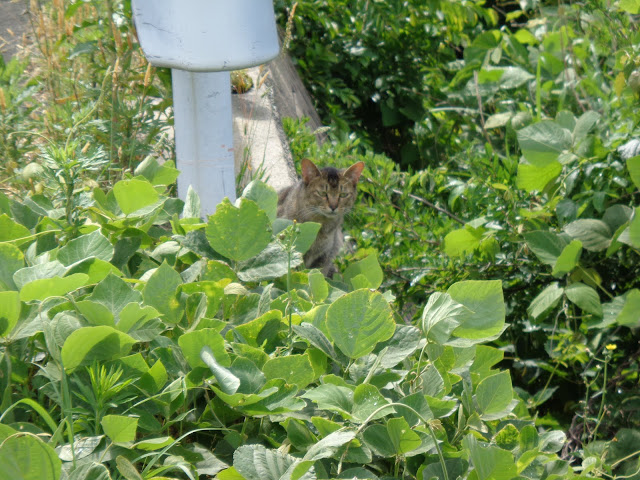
339 193 349 198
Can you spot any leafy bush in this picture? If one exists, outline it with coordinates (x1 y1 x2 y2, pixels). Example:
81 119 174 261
0 168 617 480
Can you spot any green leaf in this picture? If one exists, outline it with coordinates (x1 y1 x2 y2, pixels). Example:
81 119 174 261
57 230 114 266
448 280 505 340
629 210 640 248
387 417 421 455
116 303 163 341
262 354 315 389
564 219 611 252
303 430 356 461
619 0 640 14
101 415 138 444
375 324 423 368
326 289 395 359
565 283 602 316
61 326 136 372
13 261 67 289
475 371 513 419
201 346 239 395
528 283 564 320
516 161 562 193
112 178 160 215
293 222 321 255
0 291 20 336
572 111 600 144
343 254 384 289
524 231 567 265
308 270 329 303
302 384 354 418
0 433 61 480
362 424 396 457
516 121 572 167
179 329 229 369
116 455 143 480
0 242 24 290
75 300 115 327
614 289 640 327
420 292 465 344
67 258 121 284
66 462 112 480
183 185 201 218
242 180 278 222
627 155 640 189
89 274 142 318
444 228 482 257
238 241 302 282
206 198 272 262
552 240 582 277
233 444 302 480
422 458 469 480
142 262 183 324
463 435 517 480
20 274 89 302
0 214 31 242
352 384 392 422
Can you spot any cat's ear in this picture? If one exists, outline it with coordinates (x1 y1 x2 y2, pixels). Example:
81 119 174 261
301 158 321 184
343 161 365 184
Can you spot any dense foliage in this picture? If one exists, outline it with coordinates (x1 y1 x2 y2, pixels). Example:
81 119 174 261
0 0 639 479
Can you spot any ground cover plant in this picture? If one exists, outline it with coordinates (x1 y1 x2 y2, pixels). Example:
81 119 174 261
0 0 639 480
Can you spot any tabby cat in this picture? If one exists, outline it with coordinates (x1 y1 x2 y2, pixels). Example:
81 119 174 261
277 158 365 276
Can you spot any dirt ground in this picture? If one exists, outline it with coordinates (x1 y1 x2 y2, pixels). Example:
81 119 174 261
0 0 29 62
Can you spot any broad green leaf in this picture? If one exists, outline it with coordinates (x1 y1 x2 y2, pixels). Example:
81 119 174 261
142 262 183 324
293 322 344 364
183 185 201 218
343 254 384 289
619 0 640 14
101 415 138 444
20 274 89 302
133 436 174 451
0 242 23 290
89 274 142 319
565 283 602 316
115 456 143 480
0 214 31 242
179 329 230 369
387 417 421 455
352 384 392 422
302 384 354 418
448 280 505 340
206 198 272 262
573 111 600 144
627 155 640 189
66 462 111 480
476 371 513 419
362 424 396 457
539 430 566 453
0 433 61 480
303 430 356 461
67 258 121 284
139 359 168 393
614 289 640 327
231 310 284 348
444 228 481 257
13 261 67 289
528 283 564 320
238 241 302 282
116 303 163 341
564 219 611 251
524 231 567 265
471 345 504 382
463 435 517 480
422 458 469 480
233 444 302 480
375 324 422 368
0 291 20 336
262 354 315 389
293 222 321 255
75 300 115 327
494 425 521 450
308 270 329 303
61 326 136 372
201 346 240 395
57 230 114 266
629 210 640 248
420 292 465 344
552 240 582 276
517 121 572 167
112 178 160 215
516 161 562 193
326 289 395 359
242 180 278 222
518 120 572 167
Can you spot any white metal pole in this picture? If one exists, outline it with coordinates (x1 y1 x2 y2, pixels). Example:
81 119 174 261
171 69 235 216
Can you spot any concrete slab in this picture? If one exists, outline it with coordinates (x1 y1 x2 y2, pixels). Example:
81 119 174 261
232 65 297 193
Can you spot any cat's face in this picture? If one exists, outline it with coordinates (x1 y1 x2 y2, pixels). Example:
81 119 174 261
301 158 364 218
